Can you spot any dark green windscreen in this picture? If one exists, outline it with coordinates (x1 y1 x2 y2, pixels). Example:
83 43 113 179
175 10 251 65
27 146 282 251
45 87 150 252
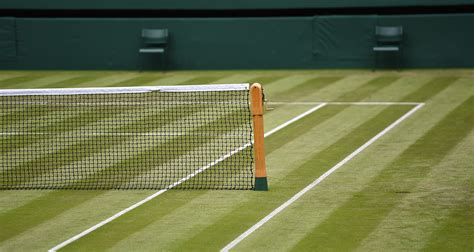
1 14 473 70
0 0 473 10
0 17 16 65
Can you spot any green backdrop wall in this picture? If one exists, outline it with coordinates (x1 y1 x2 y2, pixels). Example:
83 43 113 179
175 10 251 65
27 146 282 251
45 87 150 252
1 0 473 10
0 14 473 70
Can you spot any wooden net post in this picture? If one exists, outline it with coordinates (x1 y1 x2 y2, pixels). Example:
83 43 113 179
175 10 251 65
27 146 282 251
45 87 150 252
250 83 268 191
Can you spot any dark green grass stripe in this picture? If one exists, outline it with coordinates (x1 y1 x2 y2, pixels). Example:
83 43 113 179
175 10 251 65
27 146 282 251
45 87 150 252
337 76 400 101
182 76 225 85
171 76 457 250
56 105 348 251
47 112 253 250
271 76 343 101
0 74 48 88
0 190 104 242
70 108 251 189
111 75 166 87
422 197 474 251
0 102 174 154
265 105 350 156
247 76 286 86
69 75 441 249
291 96 474 252
0 108 249 241
0 103 203 187
61 190 207 252
265 75 455 153
40 76 102 88
173 106 412 251
402 76 459 102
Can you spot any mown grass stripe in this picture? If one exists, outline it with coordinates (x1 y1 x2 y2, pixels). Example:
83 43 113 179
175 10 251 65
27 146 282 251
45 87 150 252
181 76 455 250
337 76 400 102
259 75 321 96
48 113 252 251
40 76 104 88
0 74 51 88
0 190 104 243
271 76 343 101
0 104 249 241
149 75 196 86
0 101 212 187
246 75 287 86
355 131 474 252
239 76 466 251
51 74 402 250
401 76 459 102
74 108 251 190
290 96 474 251
175 106 412 251
421 198 473 251
2 74 82 89
183 76 226 85
111 74 167 87
71 73 141 88
0 74 21 82
60 104 371 251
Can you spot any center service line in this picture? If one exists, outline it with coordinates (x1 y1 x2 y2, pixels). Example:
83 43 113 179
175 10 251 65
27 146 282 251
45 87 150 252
221 103 425 251
48 103 327 252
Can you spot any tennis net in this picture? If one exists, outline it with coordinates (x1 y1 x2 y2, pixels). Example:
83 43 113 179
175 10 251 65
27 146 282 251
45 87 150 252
0 84 254 190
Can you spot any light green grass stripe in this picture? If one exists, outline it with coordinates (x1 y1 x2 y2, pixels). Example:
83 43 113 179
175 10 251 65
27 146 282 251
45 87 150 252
57 74 404 250
0 125 251 250
174 107 413 251
260 74 322 97
104 106 389 251
215 74 251 83
2 103 243 187
0 190 155 251
70 73 141 87
246 75 288 87
0 73 21 82
2 74 82 89
421 193 473 251
231 76 460 251
109 74 167 87
150 75 196 86
290 96 474 252
361 75 433 102
40 75 106 88
270 76 343 101
108 191 252 252
356 131 474 252
0 105 249 240
235 78 473 251
0 73 54 88
55 105 351 250
280 74 376 102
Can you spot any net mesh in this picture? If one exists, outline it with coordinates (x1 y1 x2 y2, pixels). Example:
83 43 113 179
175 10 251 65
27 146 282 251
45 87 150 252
0 85 254 190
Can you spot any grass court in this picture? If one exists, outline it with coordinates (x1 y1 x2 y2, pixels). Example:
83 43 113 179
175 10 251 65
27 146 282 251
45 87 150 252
0 69 472 251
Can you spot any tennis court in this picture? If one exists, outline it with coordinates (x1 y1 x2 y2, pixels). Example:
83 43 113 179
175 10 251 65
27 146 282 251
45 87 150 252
0 69 473 251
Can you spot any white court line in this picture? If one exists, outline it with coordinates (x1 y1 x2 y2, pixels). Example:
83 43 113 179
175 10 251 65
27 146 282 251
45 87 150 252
221 103 425 251
270 101 422 106
48 103 327 252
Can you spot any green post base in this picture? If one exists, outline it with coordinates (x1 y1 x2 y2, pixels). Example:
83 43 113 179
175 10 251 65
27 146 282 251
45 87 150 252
254 177 268 191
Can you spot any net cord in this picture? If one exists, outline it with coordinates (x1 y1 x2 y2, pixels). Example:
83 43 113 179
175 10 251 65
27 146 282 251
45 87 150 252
0 84 249 96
